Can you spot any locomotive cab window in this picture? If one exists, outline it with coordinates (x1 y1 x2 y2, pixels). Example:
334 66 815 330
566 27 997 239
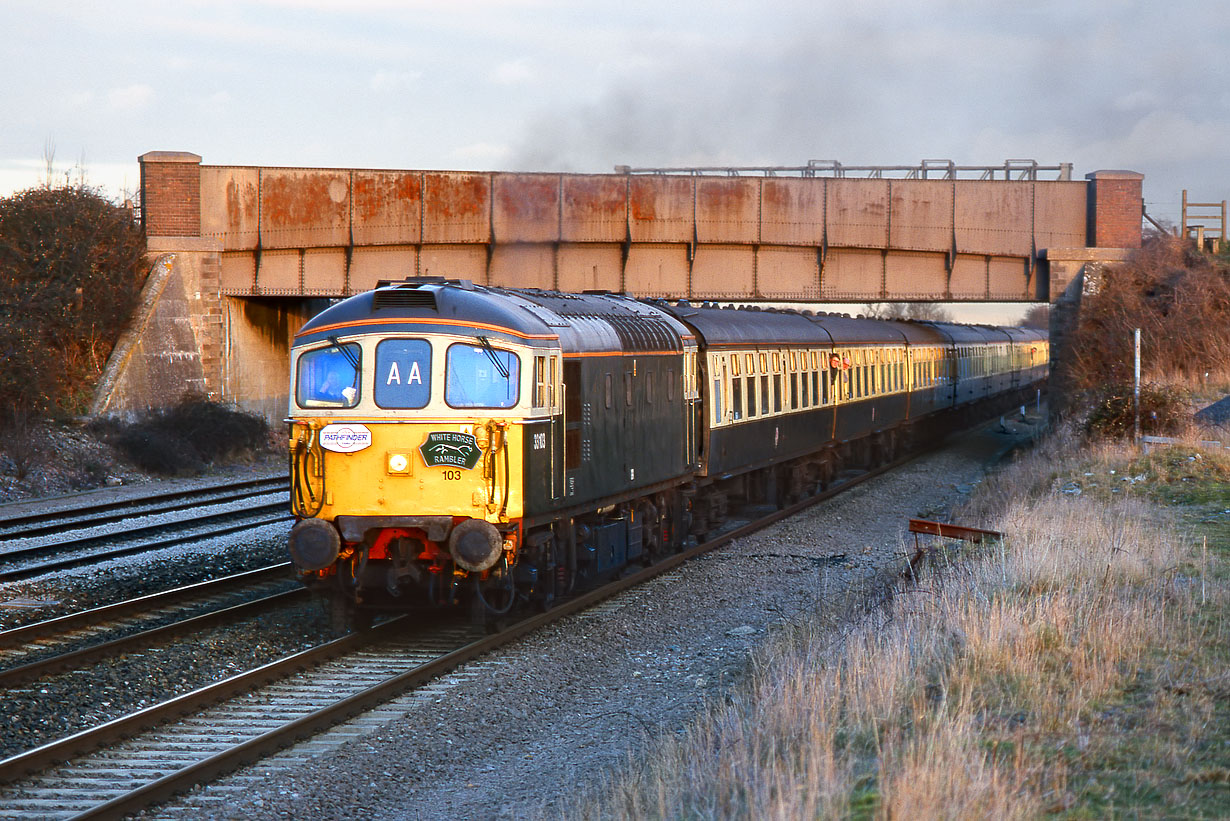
445 342 520 409
297 342 361 409
374 339 431 409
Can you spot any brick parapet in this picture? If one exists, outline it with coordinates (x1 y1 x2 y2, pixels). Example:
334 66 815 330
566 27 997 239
1086 170 1143 249
139 152 202 238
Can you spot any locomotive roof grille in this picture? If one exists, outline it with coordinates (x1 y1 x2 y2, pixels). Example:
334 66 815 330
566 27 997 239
372 289 438 310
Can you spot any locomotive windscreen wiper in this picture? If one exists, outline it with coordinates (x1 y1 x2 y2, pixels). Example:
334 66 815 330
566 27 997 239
327 335 361 371
476 335 510 379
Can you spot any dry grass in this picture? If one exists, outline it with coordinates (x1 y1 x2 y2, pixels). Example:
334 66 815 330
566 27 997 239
567 433 1230 819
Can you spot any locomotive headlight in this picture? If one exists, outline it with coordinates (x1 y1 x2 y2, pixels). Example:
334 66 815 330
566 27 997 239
387 452 412 475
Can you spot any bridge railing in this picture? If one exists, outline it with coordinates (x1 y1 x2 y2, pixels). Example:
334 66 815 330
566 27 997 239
614 159 1074 181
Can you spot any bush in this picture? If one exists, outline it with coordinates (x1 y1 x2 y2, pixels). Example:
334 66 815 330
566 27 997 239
1083 382 1189 439
153 399 270 463
1067 238 1230 391
93 399 270 476
109 426 207 476
0 184 145 424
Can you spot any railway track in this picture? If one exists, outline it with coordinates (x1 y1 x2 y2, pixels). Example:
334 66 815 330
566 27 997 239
0 564 302 689
0 458 902 820
0 477 292 582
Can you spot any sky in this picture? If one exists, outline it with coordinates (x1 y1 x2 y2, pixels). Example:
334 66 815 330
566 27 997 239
0 0 1225 317
2 1 1228 230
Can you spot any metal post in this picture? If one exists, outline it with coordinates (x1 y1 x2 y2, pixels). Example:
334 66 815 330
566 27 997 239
1134 329 1141 443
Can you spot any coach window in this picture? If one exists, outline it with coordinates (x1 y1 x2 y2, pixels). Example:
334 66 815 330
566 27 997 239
746 376 757 417
298 341 362 409
731 375 742 420
374 339 431 409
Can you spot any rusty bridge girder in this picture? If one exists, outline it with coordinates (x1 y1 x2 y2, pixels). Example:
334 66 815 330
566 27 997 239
175 163 1094 303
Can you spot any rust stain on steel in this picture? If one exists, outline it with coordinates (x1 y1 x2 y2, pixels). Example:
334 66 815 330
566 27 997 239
353 171 421 222
422 172 491 244
352 171 422 245
424 172 488 220
495 174 559 222
889 180 953 253
761 178 825 246
219 170 260 248
260 170 349 231
562 175 626 242
629 176 692 224
629 176 693 243
695 178 758 244
826 179 890 249
494 174 560 243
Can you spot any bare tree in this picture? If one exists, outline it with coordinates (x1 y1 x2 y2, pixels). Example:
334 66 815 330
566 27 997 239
862 302 953 322
1019 304 1049 329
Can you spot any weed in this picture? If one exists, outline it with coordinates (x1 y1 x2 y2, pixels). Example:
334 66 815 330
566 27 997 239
567 431 1230 819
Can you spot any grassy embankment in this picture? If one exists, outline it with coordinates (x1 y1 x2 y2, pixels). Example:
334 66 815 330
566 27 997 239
573 418 1230 819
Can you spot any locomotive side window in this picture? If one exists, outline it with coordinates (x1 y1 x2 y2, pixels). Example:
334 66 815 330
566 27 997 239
532 355 549 409
297 342 362 409
445 343 520 409
374 339 431 409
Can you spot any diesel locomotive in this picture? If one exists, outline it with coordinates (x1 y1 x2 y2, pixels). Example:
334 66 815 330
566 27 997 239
285 277 1047 629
